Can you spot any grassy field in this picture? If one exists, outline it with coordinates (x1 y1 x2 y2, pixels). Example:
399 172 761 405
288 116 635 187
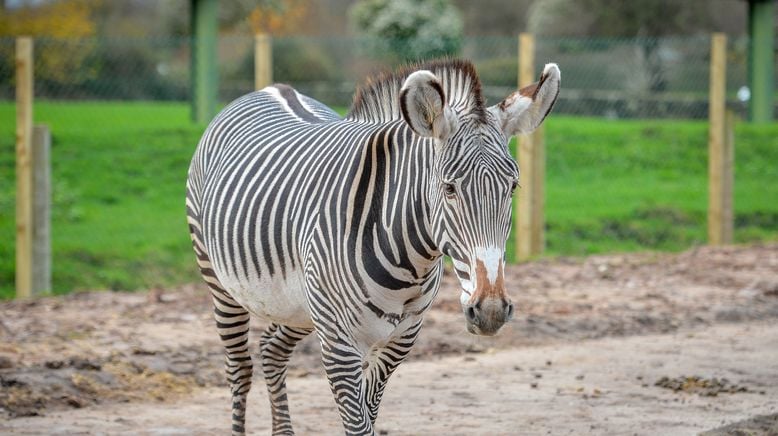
1 102 776 298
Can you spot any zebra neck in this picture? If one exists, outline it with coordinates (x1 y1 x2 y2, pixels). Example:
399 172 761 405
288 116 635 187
350 122 441 286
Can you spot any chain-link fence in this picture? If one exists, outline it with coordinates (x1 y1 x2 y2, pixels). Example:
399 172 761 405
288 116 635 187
0 35 776 296
0 35 771 117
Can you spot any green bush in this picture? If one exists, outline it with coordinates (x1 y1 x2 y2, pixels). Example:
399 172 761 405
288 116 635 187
349 0 463 62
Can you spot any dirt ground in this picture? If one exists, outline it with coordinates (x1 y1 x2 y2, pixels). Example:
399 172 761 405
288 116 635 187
1 243 777 435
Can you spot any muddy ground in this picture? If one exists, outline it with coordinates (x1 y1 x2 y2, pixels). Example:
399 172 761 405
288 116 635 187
1 243 777 434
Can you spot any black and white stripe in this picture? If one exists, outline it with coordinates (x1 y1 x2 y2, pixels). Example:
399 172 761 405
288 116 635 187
187 59 560 435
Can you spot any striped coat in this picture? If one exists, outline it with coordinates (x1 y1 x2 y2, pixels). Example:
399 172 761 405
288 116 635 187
187 59 560 435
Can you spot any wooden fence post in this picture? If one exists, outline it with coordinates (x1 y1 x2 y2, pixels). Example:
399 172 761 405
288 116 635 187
516 33 545 261
255 33 272 90
708 33 733 245
32 125 51 295
722 110 735 243
531 125 545 254
16 37 33 298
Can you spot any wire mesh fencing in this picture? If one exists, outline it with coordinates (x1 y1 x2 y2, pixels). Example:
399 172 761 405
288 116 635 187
0 35 776 296
222 35 760 119
0 35 766 116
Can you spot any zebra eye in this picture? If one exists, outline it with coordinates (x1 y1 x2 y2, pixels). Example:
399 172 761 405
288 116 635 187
510 180 519 193
443 183 456 197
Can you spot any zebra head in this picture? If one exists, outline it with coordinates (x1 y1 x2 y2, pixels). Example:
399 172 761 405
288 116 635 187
400 62 560 336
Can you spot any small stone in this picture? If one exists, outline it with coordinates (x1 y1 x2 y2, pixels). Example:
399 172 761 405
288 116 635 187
0 355 15 369
287 368 309 378
62 395 86 408
0 376 25 388
147 288 164 303
45 360 65 369
169 363 195 375
70 358 101 371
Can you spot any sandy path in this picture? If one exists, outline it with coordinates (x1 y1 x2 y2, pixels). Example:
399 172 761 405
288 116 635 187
4 321 776 435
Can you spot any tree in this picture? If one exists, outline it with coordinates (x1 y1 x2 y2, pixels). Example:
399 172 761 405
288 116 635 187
0 0 98 85
527 0 716 93
453 0 534 36
246 0 308 35
349 0 463 62
527 0 715 38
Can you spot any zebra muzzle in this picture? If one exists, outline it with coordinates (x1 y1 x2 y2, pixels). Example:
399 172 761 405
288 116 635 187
464 297 514 336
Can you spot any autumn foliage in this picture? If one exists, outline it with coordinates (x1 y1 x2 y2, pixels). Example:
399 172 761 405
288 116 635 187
247 0 308 35
1 0 99 84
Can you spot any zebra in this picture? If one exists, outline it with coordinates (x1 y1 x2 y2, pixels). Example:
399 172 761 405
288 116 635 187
186 59 560 435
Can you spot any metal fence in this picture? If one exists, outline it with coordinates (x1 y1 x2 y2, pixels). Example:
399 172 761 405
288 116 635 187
0 35 771 119
1 35 776 297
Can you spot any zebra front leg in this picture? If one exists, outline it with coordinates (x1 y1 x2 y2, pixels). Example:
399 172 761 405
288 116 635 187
259 323 313 435
211 290 253 435
364 320 422 425
317 330 374 435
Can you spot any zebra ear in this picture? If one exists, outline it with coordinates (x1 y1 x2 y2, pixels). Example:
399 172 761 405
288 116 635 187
400 70 458 141
490 63 560 137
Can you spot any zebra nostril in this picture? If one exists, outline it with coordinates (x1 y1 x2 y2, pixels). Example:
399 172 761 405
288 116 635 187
465 305 477 323
506 302 514 320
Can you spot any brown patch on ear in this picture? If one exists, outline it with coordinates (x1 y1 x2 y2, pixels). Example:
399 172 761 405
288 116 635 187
513 68 558 130
535 70 559 125
469 259 506 303
518 68 550 100
498 91 519 110
518 83 538 99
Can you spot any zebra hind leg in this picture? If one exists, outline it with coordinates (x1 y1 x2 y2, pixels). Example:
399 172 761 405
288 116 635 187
188 202 252 433
259 323 313 435
210 288 253 435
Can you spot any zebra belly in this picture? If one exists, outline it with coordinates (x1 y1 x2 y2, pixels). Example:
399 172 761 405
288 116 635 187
218 268 314 329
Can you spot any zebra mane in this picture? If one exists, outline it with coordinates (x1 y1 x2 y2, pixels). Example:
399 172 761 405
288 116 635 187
345 59 486 124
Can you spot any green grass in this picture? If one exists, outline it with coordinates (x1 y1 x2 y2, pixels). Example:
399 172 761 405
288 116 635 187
1 102 777 298
516 117 778 257
0 102 205 298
